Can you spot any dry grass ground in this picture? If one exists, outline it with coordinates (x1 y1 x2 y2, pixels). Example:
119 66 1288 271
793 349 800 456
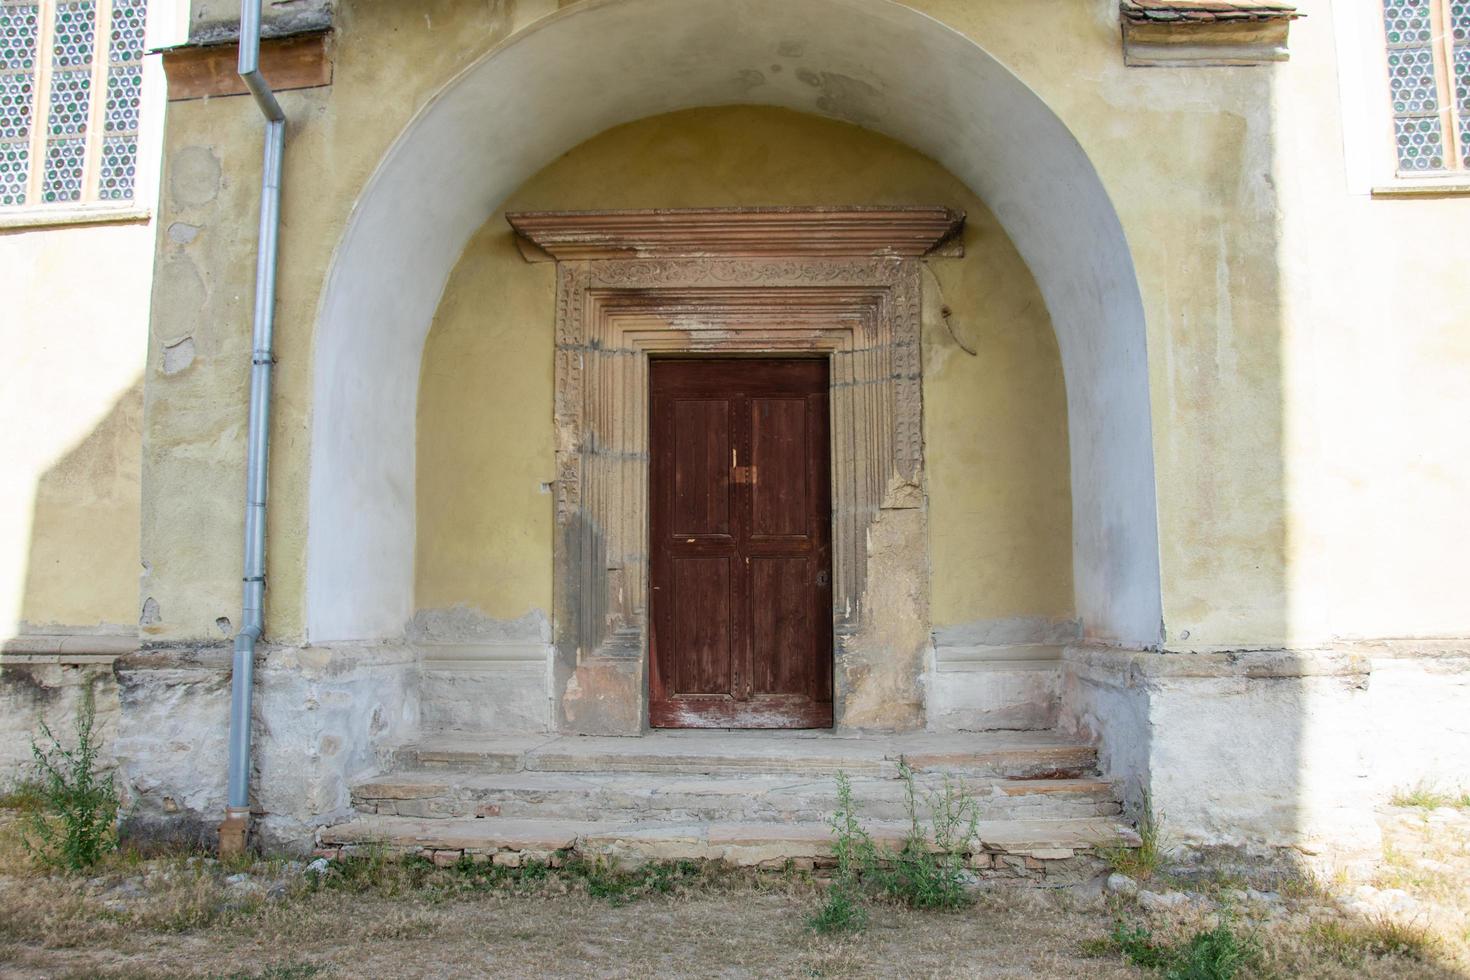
0 803 1467 979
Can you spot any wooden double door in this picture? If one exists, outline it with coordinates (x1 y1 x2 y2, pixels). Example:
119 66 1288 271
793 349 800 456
649 358 834 728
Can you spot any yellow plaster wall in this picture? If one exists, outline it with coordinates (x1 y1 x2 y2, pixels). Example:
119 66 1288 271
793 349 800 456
414 107 1074 627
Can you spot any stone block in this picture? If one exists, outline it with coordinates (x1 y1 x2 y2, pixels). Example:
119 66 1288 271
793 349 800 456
928 662 1061 732
420 663 549 735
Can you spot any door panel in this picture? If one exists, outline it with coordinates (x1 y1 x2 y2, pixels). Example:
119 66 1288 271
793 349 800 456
649 358 833 729
672 557 732 695
672 399 732 538
751 556 812 696
750 397 810 539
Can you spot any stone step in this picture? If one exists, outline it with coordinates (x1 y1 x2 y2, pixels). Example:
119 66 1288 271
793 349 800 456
351 769 1121 824
397 730 1099 780
316 814 1140 882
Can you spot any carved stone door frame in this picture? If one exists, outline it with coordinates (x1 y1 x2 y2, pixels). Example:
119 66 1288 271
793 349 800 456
506 207 964 735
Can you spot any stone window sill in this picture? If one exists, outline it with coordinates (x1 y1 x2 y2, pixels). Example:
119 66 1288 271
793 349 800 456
1372 179 1470 199
0 205 151 231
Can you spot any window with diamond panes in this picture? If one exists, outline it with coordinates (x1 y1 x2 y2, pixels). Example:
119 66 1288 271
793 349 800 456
1382 0 1470 174
0 0 145 209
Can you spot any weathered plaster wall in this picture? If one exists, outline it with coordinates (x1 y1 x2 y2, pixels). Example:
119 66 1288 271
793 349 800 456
302 0 1164 645
142 0 544 643
143 0 1470 654
115 0 1470 848
1 223 149 642
415 107 1071 644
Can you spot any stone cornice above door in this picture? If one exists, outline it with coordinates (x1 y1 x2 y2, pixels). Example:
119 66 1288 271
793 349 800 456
505 206 965 262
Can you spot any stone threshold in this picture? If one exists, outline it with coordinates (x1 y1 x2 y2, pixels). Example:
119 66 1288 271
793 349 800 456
398 730 1100 779
317 814 1138 879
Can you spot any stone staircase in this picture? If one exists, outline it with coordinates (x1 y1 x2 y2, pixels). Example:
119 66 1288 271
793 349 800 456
318 731 1138 883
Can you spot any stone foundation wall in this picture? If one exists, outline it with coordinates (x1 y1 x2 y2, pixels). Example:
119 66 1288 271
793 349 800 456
113 643 418 852
0 658 120 783
1061 642 1470 859
9 636 1464 858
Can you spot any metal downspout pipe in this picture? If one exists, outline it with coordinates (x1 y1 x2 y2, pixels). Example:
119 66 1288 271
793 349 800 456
219 0 286 857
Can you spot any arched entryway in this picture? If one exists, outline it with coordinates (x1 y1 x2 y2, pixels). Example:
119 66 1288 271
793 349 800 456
305 0 1162 652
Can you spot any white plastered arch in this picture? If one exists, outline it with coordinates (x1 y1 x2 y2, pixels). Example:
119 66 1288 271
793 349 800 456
306 0 1163 646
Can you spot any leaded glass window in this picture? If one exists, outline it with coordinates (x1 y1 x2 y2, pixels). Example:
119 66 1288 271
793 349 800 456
1382 0 1470 174
0 0 146 209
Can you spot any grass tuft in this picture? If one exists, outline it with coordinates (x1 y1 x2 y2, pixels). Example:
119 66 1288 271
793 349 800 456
1094 916 1258 979
211 964 324 980
808 882 867 935
310 849 723 907
0 780 47 813
1390 781 1470 811
1308 914 1438 964
1098 790 1168 882
1108 920 1175 970
1168 919 1257 980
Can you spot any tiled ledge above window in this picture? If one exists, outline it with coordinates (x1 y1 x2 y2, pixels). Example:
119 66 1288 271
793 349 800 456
0 201 149 230
158 30 332 102
1121 0 1304 66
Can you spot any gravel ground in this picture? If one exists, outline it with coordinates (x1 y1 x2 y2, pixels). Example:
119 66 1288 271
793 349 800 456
0 805 1466 979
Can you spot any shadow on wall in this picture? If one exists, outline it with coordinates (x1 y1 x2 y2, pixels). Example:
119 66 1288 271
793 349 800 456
18 378 145 636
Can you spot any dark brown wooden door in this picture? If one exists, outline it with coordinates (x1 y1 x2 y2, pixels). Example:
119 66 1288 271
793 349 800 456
649 358 834 729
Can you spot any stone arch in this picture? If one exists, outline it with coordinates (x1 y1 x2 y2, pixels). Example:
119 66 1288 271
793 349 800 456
306 0 1162 647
